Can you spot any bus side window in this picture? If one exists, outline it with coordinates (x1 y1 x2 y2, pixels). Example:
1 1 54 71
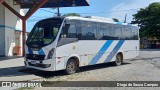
131 27 139 40
57 23 78 47
76 22 82 40
122 26 132 40
81 22 96 40
67 25 77 38
61 24 70 38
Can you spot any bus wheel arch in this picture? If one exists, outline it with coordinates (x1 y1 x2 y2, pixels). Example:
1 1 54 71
65 56 80 74
69 57 80 68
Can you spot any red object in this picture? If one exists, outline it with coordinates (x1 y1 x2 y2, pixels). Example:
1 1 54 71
22 20 26 56
156 44 160 48
24 0 48 20
2 2 23 19
0 0 4 4
13 46 21 55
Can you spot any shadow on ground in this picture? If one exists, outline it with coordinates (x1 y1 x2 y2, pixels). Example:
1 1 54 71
0 62 130 80
0 66 27 77
19 62 131 79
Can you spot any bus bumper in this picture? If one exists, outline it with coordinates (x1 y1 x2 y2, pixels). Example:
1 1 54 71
24 58 55 71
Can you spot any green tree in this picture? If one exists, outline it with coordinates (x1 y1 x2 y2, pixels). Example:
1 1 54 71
63 13 80 16
112 18 119 22
132 2 160 39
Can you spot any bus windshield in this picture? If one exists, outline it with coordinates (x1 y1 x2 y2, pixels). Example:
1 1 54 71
27 18 63 48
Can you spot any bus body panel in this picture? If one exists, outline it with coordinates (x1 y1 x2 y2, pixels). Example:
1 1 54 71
55 42 77 71
54 40 139 71
120 40 139 59
76 40 117 66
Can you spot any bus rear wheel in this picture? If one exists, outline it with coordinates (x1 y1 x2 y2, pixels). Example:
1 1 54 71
113 54 123 66
65 59 78 75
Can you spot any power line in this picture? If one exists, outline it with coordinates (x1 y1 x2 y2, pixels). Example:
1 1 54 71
28 8 141 22
30 16 52 19
39 9 54 13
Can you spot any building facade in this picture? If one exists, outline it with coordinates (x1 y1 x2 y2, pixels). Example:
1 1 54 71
0 0 25 56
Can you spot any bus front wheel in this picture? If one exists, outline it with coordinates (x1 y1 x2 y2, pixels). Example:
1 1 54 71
65 59 78 75
113 54 123 66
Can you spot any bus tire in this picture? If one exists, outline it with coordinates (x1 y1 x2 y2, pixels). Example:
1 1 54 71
65 59 78 75
113 54 123 66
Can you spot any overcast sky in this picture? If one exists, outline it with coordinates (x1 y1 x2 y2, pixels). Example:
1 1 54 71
27 0 160 31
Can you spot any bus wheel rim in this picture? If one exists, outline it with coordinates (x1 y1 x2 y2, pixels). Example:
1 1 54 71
116 56 121 65
67 62 76 73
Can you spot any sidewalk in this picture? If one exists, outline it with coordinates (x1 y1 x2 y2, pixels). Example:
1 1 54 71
0 56 23 61
0 57 41 81
0 57 24 69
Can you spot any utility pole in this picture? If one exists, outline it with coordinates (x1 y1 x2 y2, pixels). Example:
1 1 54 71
57 7 60 16
56 0 60 16
124 14 127 23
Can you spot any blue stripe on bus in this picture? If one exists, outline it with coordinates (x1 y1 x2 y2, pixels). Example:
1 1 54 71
104 40 125 63
117 22 123 25
38 49 45 55
28 48 33 54
89 40 113 65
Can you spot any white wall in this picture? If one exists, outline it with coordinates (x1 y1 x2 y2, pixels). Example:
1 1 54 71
16 9 25 56
0 0 26 56
4 0 24 56
0 5 5 56
16 9 25 30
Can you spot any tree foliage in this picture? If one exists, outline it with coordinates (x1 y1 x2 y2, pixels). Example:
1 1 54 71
63 13 80 16
132 2 160 39
112 18 119 22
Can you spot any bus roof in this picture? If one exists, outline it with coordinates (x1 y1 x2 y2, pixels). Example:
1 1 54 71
65 16 137 27
38 16 137 27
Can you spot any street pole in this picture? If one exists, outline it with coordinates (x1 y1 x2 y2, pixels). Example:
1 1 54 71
57 7 60 16
124 14 127 23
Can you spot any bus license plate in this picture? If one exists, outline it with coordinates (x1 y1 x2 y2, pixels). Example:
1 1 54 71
31 61 37 64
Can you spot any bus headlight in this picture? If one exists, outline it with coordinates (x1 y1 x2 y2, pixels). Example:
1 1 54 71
47 48 54 59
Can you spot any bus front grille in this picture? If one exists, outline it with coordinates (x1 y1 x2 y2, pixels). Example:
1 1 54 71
26 54 45 60
28 62 51 68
